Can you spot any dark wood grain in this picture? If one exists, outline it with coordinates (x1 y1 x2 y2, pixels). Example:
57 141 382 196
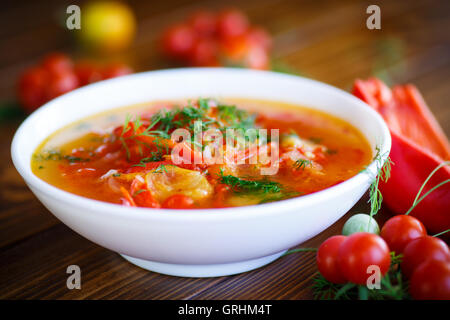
0 0 448 299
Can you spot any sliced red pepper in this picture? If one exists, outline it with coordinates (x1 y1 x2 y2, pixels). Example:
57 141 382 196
352 78 450 234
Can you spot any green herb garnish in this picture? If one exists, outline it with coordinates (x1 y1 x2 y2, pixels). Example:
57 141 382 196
367 146 392 217
309 137 322 144
133 189 147 196
293 159 312 170
132 153 164 167
33 150 63 161
33 150 90 163
119 99 260 159
217 104 255 130
153 164 171 174
63 155 90 163
219 172 282 194
405 160 450 216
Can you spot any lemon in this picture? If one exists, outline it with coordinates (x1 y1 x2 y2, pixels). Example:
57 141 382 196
79 1 136 53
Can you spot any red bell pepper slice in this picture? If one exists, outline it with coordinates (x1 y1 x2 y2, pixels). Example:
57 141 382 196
352 78 450 235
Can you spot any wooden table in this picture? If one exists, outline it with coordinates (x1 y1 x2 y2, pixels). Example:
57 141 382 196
0 0 449 299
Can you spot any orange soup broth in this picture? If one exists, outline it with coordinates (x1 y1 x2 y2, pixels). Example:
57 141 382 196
31 99 373 208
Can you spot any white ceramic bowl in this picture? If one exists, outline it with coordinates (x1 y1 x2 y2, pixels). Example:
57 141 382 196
11 68 391 277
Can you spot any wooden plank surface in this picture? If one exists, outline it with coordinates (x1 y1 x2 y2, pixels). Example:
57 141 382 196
0 0 448 299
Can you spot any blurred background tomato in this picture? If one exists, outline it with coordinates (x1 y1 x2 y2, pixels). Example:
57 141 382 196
0 0 447 130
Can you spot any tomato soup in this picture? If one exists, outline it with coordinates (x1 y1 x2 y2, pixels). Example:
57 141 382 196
31 98 372 209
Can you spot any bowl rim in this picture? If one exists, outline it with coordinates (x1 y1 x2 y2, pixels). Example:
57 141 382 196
11 67 391 221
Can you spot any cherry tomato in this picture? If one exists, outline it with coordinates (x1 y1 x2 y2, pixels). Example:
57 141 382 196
217 9 249 39
74 62 103 86
221 34 270 70
18 66 49 112
338 232 391 285
189 38 219 66
221 35 248 61
380 215 427 254
246 27 272 49
189 10 217 37
45 71 79 100
162 194 195 209
41 53 73 75
243 44 270 70
102 63 133 79
316 235 347 283
409 259 450 300
162 24 197 59
133 190 160 208
401 236 450 278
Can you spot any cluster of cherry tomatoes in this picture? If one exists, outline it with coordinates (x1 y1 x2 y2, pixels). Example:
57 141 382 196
18 53 132 113
161 9 272 69
316 214 450 300
381 215 449 299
